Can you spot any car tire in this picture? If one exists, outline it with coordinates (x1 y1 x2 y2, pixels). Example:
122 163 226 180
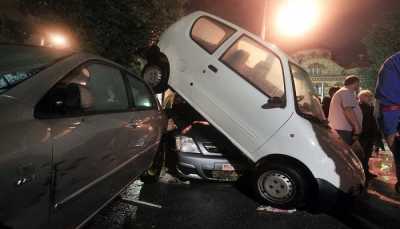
140 142 166 184
253 161 313 209
142 63 169 94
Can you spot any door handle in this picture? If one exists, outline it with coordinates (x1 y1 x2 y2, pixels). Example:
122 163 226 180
127 122 138 128
208 64 218 73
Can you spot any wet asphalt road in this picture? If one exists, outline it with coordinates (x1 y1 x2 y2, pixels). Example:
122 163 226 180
86 179 350 229
85 152 400 229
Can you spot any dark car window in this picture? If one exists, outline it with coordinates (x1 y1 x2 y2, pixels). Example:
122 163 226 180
36 63 129 118
221 35 285 98
191 16 235 54
126 74 156 109
0 45 72 94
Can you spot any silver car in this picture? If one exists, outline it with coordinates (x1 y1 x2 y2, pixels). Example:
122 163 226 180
0 45 166 229
174 121 250 182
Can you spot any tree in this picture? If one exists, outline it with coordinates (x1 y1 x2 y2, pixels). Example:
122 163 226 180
18 0 186 65
0 14 31 43
362 10 400 89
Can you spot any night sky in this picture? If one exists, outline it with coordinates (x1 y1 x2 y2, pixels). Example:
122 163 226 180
1 0 399 66
188 0 400 66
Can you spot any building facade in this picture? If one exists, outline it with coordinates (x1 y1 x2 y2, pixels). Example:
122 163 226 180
292 49 369 97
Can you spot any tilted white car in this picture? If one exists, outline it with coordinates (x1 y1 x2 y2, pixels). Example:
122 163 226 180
142 11 365 209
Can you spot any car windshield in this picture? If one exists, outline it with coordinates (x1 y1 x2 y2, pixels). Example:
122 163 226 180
290 63 325 122
0 45 72 94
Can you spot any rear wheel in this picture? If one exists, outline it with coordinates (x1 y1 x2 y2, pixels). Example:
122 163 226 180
142 63 169 94
253 161 314 209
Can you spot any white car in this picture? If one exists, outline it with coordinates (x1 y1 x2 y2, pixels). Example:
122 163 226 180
142 11 365 209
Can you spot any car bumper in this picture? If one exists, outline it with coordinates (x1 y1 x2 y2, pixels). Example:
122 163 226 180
176 152 247 181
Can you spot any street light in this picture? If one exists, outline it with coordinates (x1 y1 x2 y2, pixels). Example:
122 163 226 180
276 0 319 37
47 33 69 49
261 0 319 40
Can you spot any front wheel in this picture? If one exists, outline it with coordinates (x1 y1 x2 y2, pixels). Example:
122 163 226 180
253 161 314 209
142 63 169 94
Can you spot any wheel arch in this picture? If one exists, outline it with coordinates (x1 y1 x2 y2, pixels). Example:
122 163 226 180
143 45 170 77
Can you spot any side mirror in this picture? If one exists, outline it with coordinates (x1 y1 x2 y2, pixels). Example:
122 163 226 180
262 97 285 109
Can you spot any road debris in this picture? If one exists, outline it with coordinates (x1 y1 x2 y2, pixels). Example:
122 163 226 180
119 198 162 209
256 205 296 214
159 172 191 185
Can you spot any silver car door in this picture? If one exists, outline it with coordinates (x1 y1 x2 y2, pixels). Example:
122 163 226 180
121 73 165 173
0 97 52 229
37 62 132 228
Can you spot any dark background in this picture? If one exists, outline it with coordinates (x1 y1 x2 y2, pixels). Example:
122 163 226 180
188 0 400 66
1 0 400 66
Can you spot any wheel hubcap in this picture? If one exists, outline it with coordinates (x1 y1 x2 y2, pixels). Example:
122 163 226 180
257 171 295 203
143 66 162 87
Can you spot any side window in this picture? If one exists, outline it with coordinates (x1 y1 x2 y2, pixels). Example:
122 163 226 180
80 64 129 112
191 17 235 53
126 74 156 109
221 36 285 98
35 63 129 117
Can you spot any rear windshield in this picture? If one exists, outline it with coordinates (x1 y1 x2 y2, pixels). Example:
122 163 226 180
0 45 72 94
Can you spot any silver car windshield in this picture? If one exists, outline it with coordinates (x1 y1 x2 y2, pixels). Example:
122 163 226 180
290 62 325 121
0 45 72 94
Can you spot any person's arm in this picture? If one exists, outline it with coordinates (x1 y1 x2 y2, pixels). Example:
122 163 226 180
341 91 362 135
343 107 362 135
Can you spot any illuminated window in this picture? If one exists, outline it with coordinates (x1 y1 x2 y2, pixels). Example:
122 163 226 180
221 36 284 98
308 63 325 76
191 17 235 53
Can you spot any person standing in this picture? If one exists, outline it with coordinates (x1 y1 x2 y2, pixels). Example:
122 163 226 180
375 52 400 193
322 86 340 119
358 90 379 179
328 76 363 145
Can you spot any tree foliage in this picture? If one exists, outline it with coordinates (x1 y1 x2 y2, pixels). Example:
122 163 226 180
17 0 186 64
0 15 31 43
362 10 400 89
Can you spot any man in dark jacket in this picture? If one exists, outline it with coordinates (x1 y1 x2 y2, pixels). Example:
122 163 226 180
358 90 379 179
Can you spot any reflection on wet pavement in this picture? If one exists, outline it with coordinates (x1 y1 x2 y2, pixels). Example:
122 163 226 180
368 150 400 206
85 150 400 229
85 180 144 229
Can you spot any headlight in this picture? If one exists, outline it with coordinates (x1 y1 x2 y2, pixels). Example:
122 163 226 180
175 136 201 153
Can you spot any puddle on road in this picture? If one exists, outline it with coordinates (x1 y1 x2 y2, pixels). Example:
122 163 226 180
85 180 144 229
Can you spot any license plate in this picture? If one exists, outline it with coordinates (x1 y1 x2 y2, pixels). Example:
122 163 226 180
222 164 235 171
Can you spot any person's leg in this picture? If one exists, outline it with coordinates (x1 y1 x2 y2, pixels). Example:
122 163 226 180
360 138 375 177
380 110 400 192
386 134 400 192
336 130 353 145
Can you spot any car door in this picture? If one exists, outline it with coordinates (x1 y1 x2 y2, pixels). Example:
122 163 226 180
187 17 292 159
0 99 52 229
36 62 140 228
119 72 165 174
